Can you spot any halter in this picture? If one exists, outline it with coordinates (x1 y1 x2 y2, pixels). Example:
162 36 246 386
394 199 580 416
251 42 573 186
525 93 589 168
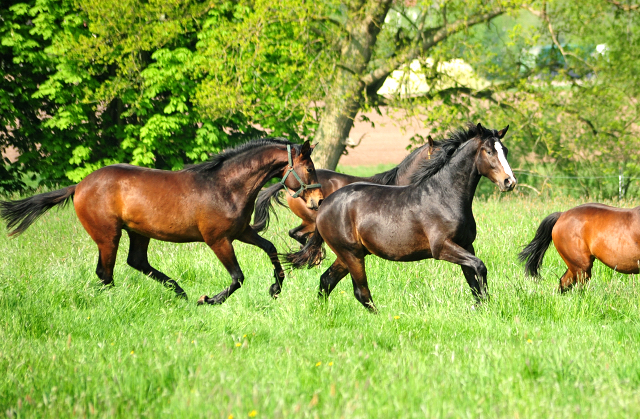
280 144 322 198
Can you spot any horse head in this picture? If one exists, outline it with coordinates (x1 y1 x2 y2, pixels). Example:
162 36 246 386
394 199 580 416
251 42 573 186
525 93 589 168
475 123 517 192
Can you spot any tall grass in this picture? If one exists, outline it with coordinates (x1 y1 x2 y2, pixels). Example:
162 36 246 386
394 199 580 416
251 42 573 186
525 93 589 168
1 194 640 418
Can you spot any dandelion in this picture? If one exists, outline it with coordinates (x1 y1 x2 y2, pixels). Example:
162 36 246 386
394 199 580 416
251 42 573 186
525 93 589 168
130 350 134 355
526 339 532 344
328 362 333 366
248 410 257 417
393 316 400 320
315 361 322 367
235 342 242 347
243 334 247 338
228 415 234 419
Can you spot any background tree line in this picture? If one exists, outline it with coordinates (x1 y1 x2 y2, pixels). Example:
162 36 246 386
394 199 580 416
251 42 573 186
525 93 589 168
1 0 638 196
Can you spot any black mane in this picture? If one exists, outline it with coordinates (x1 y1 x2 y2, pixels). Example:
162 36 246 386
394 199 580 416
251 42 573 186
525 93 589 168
368 142 431 185
409 124 493 185
185 137 292 174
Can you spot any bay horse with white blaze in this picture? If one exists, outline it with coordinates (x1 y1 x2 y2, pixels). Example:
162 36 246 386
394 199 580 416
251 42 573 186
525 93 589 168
285 124 516 311
519 203 640 292
0 138 323 304
253 136 436 245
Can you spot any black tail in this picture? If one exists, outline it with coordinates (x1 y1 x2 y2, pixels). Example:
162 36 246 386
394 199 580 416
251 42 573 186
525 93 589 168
518 212 562 277
0 185 77 236
283 228 326 269
252 183 287 232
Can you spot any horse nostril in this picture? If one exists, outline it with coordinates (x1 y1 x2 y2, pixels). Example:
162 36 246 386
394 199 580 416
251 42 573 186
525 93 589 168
504 178 512 187
318 199 323 206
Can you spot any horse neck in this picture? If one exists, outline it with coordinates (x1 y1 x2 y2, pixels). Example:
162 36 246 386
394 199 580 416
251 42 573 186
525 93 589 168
221 146 288 200
425 140 481 208
394 149 425 185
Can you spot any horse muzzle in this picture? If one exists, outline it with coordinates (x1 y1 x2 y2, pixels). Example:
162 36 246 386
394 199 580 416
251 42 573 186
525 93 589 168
500 176 517 192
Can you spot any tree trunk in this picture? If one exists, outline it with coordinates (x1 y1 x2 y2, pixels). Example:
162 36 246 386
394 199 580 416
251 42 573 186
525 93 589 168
312 0 393 169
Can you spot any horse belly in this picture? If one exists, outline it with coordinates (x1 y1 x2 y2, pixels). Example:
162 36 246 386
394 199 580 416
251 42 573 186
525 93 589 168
359 223 431 262
590 231 640 274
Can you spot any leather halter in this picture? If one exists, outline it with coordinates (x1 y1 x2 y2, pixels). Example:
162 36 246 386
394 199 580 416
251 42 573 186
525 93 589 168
280 144 322 198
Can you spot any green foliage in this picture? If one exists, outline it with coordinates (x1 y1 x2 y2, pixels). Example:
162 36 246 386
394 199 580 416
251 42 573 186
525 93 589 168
1 0 639 192
0 0 332 189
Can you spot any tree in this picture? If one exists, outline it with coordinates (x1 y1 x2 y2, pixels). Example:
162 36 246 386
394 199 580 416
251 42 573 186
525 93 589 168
1 0 639 191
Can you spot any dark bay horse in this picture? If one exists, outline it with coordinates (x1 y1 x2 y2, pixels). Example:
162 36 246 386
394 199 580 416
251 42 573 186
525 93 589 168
0 139 323 304
253 136 435 245
285 124 516 311
519 203 640 292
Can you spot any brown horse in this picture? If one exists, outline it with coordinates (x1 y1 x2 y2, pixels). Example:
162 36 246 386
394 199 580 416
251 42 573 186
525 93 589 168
519 203 640 292
253 136 435 245
285 124 515 311
0 138 323 304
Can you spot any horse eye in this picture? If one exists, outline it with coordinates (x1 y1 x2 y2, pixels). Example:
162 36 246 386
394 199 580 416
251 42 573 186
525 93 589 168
486 149 493 156
307 168 313 173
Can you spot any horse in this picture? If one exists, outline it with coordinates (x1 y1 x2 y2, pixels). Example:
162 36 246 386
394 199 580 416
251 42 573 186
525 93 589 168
252 136 435 245
519 203 640 292
0 138 323 304
284 123 516 312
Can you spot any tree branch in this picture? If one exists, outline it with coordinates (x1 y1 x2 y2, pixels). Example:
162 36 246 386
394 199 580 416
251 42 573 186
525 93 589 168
361 8 504 87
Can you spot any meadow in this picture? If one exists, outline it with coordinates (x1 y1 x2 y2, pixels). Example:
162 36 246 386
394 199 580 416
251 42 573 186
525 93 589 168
2 188 640 418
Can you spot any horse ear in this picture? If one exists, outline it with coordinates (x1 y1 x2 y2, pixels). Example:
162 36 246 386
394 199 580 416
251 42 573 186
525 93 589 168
497 125 509 139
476 122 483 131
427 135 434 148
300 140 312 156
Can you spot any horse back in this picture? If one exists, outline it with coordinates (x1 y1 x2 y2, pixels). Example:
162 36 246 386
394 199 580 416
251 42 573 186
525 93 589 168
74 164 216 242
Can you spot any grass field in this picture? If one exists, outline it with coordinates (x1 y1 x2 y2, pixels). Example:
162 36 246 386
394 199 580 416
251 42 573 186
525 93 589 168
2 191 640 418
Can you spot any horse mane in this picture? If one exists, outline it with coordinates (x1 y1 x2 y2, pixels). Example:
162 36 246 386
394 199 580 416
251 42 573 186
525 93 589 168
409 124 491 185
185 137 292 174
368 142 431 185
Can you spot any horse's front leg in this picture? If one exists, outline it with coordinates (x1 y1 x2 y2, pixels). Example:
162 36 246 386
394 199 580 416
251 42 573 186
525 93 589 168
434 240 488 302
198 238 245 305
238 227 286 298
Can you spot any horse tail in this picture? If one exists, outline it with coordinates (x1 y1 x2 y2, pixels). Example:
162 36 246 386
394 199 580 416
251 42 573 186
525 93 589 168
252 183 286 232
0 185 77 237
518 212 562 278
283 228 326 269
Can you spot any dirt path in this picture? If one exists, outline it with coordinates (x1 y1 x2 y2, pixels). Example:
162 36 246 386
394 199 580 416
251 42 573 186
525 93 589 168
339 109 431 167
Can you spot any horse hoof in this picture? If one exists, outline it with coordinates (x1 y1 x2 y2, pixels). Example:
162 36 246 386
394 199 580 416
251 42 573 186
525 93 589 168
269 283 281 299
176 290 188 300
197 295 208 305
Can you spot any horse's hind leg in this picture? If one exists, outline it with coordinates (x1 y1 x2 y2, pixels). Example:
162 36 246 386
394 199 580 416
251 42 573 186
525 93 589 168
556 242 594 293
289 222 315 246
126 230 186 299
558 261 593 293
197 239 244 305
237 227 285 298
94 233 121 287
318 258 349 298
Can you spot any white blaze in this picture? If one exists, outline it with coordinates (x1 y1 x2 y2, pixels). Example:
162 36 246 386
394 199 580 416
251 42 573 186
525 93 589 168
494 141 515 181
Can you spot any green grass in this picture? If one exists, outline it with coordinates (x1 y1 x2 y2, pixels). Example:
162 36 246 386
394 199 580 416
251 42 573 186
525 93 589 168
2 194 640 418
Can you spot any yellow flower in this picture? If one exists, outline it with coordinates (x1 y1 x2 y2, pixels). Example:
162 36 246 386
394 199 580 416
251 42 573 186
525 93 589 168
328 362 333 366
315 361 322 367
526 339 533 344
228 415 234 419
243 334 247 338
130 350 134 355
248 410 257 417
393 316 400 320
235 342 242 347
